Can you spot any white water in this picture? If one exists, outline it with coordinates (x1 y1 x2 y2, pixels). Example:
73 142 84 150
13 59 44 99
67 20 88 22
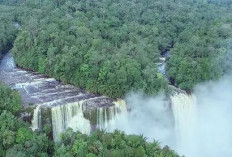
107 76 232 157
2 52 232 156
31 106 41 131
28 74 232 156
97 99 127 130
50 99 127 141
174 76 232 157
0 53 127 142
170 91 197 155
51 101 91 141
106 93 174 143
27 99 126 141
29 99 127 141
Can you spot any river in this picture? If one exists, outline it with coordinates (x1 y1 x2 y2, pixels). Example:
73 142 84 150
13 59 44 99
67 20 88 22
1 52 232 157
0 52 127 141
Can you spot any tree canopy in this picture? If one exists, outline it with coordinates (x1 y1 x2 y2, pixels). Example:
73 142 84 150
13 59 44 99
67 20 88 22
0 83 179 157
10 0 232 97
1 1 232 156
0 5 17 57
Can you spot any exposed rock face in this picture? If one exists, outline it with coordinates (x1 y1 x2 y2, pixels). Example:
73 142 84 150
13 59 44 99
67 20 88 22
168 85 188 95
0 52 127 140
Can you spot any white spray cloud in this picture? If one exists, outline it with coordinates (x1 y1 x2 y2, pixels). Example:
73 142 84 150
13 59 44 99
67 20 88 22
109 74 232 157
109 92 175 146
190 75 232 157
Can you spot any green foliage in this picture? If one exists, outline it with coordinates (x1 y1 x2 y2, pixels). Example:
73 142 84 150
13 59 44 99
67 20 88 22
0 85 51 157
11 0 192 98
0 111 52 157
11 0 232 97
0 0 25 6
167 16 232 90
16 128 33 144
0 83 22 114
54 129 179 157
0 33 178 157
0 5 17 57
1 1 232 157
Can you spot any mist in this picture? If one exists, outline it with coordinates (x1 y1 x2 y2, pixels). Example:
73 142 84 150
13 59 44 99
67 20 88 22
109 74 232 157
109 93 175 143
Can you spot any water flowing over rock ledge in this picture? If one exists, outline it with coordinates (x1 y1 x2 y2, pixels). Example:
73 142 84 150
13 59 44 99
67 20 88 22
0 53 127 141
0 52 196 153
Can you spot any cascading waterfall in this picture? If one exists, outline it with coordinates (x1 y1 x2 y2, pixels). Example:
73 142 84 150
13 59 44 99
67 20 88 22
31 106 41 131
51 101 91 141
50 99 127 141
0 52 128 142
96 106 118 130
114 99 127 113
170 90 197 152
97 99 127 130
1 52 200 151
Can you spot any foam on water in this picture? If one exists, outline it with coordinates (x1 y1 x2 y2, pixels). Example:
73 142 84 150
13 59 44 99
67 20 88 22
0 52 127 141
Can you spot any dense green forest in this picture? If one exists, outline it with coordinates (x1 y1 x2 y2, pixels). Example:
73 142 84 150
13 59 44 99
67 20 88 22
0 83 178 157
1 0 232 157
166 7 232 89
0 5 18 57
0 0 24 5
0 83 51 157
10 0 232 98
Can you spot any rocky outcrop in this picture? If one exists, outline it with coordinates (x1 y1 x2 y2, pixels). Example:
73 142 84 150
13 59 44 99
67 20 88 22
0 52 127 141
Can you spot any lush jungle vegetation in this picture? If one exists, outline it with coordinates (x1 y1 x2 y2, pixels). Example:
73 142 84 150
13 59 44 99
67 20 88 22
0 0 25 5
166 8 232 89
54 129 179 157
10 0 232 97
0 83 21 114
1 1 232 157
0 83 53 157
0 6 18 57
0 83 178 157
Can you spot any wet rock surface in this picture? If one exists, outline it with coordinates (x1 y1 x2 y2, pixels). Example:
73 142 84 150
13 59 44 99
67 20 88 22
0 53 116 110
0 53 126 140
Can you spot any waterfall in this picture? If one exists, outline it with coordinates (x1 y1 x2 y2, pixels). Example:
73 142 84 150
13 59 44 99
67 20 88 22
170 89 197 153
31 106 41 131
114 99 127 113
51 101 91 141
0 52 128 142
97 99 127 130
96 107 117 130
51 99 127 141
